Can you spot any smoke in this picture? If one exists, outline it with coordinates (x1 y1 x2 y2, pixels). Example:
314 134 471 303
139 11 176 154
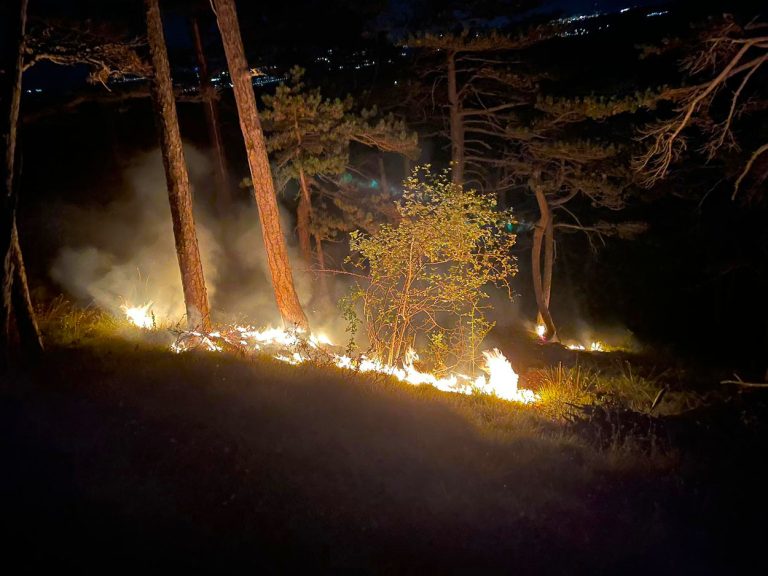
49 144 338 330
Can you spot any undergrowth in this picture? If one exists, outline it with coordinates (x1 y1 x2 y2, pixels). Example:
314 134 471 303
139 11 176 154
35 298 687 469
37 296 122 345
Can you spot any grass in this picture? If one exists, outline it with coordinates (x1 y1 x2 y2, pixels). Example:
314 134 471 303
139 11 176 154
4 301 766 573
33 300 669 457
36 296 122 345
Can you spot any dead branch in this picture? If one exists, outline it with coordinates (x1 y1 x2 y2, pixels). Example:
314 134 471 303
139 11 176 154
24 24 149 88
635 17 768 191
732 141 768 199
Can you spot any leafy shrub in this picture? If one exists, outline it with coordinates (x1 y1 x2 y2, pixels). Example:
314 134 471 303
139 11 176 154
344 166 518 371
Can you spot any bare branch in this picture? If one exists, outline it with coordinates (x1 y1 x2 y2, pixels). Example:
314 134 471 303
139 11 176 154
732 141 768 200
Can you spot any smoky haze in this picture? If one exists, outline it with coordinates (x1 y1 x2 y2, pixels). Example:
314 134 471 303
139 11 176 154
49 145 344 336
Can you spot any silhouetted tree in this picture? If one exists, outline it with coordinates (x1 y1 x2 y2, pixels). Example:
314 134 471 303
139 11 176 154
406 29 550 185
191 13 231 213
1 0 43 368
635 15 768 202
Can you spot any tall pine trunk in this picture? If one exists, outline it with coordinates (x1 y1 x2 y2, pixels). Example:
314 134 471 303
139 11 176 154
313 231 332 306
191 15 230 214
296 168 314 265
212 0 308 330
542 215 554 310
11 222 43 355
145 0 211 331
2 0 42 368
532 175 557 341
447 49 464 185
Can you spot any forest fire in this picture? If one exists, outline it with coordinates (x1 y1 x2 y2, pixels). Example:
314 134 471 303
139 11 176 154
566 341 606 352
122 306 538 404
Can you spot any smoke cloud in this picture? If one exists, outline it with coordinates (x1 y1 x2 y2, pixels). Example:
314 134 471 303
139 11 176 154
49 145 333 331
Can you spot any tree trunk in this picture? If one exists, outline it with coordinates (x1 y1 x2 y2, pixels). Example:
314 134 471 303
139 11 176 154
447 49 464 185
1 0 28 369
532 177 557 341
145 0 211 331
11 221 43 357
296 168 313 265
212 0 308 330
378 154 389 196
542 214 554 310
191 15 231 214
313 231 331 304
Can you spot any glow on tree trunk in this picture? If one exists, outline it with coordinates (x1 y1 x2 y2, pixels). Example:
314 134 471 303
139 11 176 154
145 0 211 331
212 0 309 330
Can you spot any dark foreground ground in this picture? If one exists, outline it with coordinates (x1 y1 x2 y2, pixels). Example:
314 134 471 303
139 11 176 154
2 340 767 575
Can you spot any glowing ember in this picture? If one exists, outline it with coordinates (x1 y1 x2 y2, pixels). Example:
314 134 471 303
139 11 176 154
122 302 155 329
535 324 546 339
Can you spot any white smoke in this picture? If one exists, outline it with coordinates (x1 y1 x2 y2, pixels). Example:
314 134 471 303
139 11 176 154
49 145 324 328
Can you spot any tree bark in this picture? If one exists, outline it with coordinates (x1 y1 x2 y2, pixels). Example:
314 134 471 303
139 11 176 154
191 15 231 214
11 221 43 357
212 0 308 330
145 0 211 331
1 0 28 369
296 168 313 265
378 154 389 196
542 214 554 310
447 49 464 185
313 231 331 304
532 177 557 341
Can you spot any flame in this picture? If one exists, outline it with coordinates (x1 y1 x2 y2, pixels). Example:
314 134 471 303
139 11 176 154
535 324 546 338
478 348 523 401
120 304 538 403
164 322 538 404
566 341 605 352
121 302 154 329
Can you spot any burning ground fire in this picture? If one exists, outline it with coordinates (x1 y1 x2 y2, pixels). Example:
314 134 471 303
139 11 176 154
123 303 538 404
534 324 606 352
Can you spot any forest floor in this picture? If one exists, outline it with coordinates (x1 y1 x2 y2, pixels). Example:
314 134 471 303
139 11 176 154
2 324 767 574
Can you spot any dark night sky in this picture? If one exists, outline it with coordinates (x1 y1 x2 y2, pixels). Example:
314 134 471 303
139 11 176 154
19 0 671 92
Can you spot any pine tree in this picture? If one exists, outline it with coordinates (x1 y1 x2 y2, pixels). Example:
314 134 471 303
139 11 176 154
1 0 43 369
212 0 309 329
261 68 418 269
145 0 211 331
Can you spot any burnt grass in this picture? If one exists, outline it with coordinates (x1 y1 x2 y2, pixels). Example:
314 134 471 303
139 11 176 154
2 339 767 575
